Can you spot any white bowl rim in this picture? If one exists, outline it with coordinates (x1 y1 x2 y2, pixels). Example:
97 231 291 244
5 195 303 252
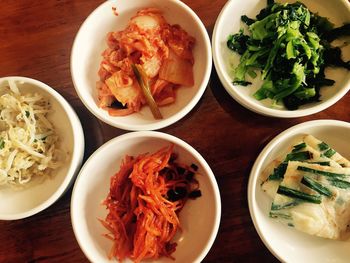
0 76 85 220
70 130 221 262
247 119 350 261
212 0 350 118
70 0 212 131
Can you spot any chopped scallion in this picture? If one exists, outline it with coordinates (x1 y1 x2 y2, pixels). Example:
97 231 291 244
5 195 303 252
277 185 322 204
285 151 312 161
292 142 306 152
301 176 332 197
324 148 336 158
318 142 329 151
132 64 163 119
327 178 350 189
297 166 347 178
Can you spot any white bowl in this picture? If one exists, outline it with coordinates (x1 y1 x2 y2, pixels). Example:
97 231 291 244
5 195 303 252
71 0 211 131
71 131 221 263
0 76 85 220
212 0 350 118
248 120 350 262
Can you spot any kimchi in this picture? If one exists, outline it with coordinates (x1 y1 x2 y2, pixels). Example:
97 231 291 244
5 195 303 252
97 8 196 117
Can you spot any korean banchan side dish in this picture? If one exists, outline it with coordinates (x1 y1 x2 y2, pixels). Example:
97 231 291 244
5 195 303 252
261 134 350 240
97 8 196 119
101 145 202 262
0 80 64 187
227 0 350 110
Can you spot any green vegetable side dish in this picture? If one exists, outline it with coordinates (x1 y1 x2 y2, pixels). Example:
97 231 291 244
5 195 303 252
227 0 350 110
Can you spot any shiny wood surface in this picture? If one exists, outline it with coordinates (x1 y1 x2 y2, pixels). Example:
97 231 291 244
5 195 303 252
0 1 349 262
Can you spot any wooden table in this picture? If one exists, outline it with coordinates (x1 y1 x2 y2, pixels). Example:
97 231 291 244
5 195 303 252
0 1 349 262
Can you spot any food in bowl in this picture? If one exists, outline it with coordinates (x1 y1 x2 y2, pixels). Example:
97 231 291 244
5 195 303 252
226 0 350 110
71 131 220 262
0 80 64 187
97 8 195 119
261 134 350 239
71 0 212 130
100 144 201 262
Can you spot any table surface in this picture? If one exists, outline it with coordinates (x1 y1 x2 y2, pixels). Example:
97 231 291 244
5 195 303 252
0 0 349 262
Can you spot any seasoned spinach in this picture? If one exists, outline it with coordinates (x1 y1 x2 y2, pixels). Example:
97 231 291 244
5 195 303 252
226 0 349 110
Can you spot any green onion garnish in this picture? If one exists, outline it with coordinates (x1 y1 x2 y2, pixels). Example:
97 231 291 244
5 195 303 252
297 166 347 178
301 176 332 197
132 64 163 119
277 185 322 204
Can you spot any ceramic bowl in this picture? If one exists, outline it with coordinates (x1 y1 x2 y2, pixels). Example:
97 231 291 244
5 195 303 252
248 120 350 262
0 76 84 220
212 0 350 117
71 0 211 130
71 131 221 262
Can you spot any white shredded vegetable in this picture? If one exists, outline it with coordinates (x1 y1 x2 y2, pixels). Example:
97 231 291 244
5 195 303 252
0 81 64 186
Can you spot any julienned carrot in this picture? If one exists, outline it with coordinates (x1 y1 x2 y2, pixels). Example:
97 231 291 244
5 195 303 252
101 145 201 262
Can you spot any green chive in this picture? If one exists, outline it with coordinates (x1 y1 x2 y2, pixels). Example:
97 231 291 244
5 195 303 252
269 211 292 220
327 178 350 189
292 142 306 152
307 161 330 166
301 176 332 197
318 142 329 151
286 151 313 161
268 163 288 180
271 201 300 210
277 185 322 204
297 166 347 178
132 64 163 119
324 148 336 158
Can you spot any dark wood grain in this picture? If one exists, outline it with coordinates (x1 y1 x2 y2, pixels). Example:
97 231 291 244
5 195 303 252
0 0 349 262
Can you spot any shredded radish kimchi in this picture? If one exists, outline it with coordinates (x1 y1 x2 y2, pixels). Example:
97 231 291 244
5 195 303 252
97 8 196 117
101 145 201 262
